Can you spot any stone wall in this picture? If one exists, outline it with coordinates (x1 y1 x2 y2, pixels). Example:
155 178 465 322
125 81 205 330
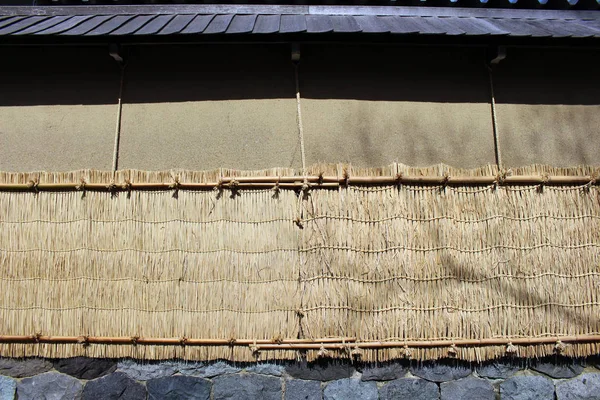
1 357 599 399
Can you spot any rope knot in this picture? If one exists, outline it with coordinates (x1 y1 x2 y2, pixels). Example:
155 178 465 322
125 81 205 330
396 172 403 186
131 336 139 346
505 342 518 355
272 335 284 345
169 176 181 190
169 176 181 198
440 172 449 192
495 170 508 187
294 217 304 229
179 337 188 347
296 309 305 318
76 178 87 192
228 180 240 198
106 181 118 194
77 335 90 347
317 344 331 358
585 172 599 193
342 169 350 187
227 337 236 346
350 344 362 360
27 179 39 193
123 179 133 197
554 340 567 355
250 341 260 357
402 344 412 359
317 173 324 185
301 182 310 196
32 332 42 343
272 178 280 197
448 344 458 358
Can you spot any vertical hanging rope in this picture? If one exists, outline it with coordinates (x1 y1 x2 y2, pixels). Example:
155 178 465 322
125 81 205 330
294 63 308 186
293 53 308 343
294 61 309 229
486 64 502 169
112 64 126 172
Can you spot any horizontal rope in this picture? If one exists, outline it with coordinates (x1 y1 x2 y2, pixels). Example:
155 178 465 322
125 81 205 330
2 212 599 225
2 242 598 254
301 271 600 284
0 306 296 313
0 276 297 283
2 302 598 313
3 271 600 284
302 302 600 313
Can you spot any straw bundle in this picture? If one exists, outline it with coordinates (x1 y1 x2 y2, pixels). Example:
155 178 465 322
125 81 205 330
0 164 598 361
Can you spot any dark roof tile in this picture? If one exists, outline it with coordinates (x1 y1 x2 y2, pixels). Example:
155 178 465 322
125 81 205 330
134 14 174 35
204 14 234 34
110 14 157 35
85 15 137 36
306 15 333 33
0 16 26 29
34 15 93 35
180 14 214 34
0 5 599 40
0 16 48 35
253 14 280 34
280 14 307 33
330 15 361 33
157 14 195 35
59 15 113 36
226 14 257 34
12 15 71 35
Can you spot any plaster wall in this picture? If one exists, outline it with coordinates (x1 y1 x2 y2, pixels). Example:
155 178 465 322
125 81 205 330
0 44 598 172
0 46 119 172
494 47 600 167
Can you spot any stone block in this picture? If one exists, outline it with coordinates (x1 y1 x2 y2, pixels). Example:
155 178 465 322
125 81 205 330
410 362 472 382
500 375 555 400
286 362 355 381
556 373 600 400
323 378 378 400
440 376 494 400
0 376 16 400
285 379 322 400
213 373 281 400
147 375 211 400
18 372 83 400
531 361 584 379
194 361 241 378
54 357 116 380
0 358 53 378
117 359 178 381
246 363 286 377
82 372 146 400
477 362 521 379
379 378 440 400
361 363 408 381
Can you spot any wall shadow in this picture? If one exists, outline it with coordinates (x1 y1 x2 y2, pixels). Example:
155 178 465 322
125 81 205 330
1 44 597 107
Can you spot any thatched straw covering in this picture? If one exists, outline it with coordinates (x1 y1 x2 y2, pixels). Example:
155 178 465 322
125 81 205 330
0 164 599 362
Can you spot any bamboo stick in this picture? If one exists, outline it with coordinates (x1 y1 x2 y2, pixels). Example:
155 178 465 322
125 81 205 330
0 175 596 192
0 335 598 348
255 335 600 350
0 335 355 346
